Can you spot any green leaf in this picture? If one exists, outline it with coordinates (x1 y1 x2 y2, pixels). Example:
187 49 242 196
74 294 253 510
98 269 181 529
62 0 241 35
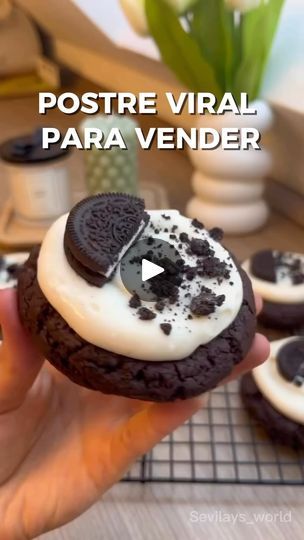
145 0 220 95
191 0 234 93
234 0 285 101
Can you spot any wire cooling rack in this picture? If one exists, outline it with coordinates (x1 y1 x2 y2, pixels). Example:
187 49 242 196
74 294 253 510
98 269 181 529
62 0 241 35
123 379 304 486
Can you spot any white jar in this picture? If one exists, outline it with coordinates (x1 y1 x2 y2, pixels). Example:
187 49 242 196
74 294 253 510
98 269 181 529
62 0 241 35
0 131 72 223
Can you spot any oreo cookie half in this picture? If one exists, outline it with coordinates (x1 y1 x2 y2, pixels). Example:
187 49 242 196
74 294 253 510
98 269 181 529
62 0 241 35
63 236 108 288
277 338 304 385
64 193 149 286
250 250 276 282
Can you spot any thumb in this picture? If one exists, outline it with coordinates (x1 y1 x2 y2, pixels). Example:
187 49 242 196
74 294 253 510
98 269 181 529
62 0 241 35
0 288 44 413
110 395 208 477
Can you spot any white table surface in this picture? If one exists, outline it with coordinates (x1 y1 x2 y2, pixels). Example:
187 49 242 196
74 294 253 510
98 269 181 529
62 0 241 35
39 482 304 540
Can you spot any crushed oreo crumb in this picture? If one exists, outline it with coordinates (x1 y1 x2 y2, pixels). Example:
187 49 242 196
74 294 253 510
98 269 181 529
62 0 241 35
179 232 189 243
190 238 213 257
190 286 225 317
160 323 172 336
185 267 197 281
289 256 304 285
169 289 179 304
137 307 156 321
197 256 230 280
293 274 304 285
275 251 304 285
191 218 204 230
129 293 141 309
127 212 237 326
149 256 183 301
209 227 224 242
155 300 165 312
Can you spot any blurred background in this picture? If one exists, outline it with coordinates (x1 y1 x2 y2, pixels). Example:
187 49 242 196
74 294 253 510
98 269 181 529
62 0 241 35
0 0 303 240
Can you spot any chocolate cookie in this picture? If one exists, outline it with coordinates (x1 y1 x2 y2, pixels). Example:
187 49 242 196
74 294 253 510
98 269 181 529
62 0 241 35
241 373 304 450
243 249 304 330
241 336 304 449
18 247 256 402
258 300 304 330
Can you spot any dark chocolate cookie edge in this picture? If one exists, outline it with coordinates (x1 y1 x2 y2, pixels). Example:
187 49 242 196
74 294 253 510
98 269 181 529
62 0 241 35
17 247 256 402
240 373 304 450
259 299 304 330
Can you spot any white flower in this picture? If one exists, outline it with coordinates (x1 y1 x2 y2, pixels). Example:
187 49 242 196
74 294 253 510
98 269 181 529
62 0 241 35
120 0 148 36
120 0 199 36
225 0 261 12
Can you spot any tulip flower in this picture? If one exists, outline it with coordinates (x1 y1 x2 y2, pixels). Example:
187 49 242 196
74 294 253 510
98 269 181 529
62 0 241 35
120 0 284 104
120 0 148 36
120 0 199 36
225 0 261 12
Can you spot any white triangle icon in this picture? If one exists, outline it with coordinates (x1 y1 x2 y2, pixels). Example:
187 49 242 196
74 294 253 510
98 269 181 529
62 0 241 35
142 259 165 282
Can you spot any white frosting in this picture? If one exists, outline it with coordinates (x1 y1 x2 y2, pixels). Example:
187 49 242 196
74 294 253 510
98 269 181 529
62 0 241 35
103 219 146 278
253 337 304 425
37 210 243 361
242 252 304 304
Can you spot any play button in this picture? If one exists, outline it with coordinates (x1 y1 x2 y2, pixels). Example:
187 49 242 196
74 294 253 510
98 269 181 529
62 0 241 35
120 237 183 302
142 259 164 282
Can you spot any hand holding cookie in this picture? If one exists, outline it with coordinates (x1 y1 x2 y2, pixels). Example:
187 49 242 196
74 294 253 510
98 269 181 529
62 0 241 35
0 287 268 539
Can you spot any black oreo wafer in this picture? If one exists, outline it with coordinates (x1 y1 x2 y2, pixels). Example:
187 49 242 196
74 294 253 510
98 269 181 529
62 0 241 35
64 235 108 287
277 338 304 384
64 193 149 285
250 249 276 282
